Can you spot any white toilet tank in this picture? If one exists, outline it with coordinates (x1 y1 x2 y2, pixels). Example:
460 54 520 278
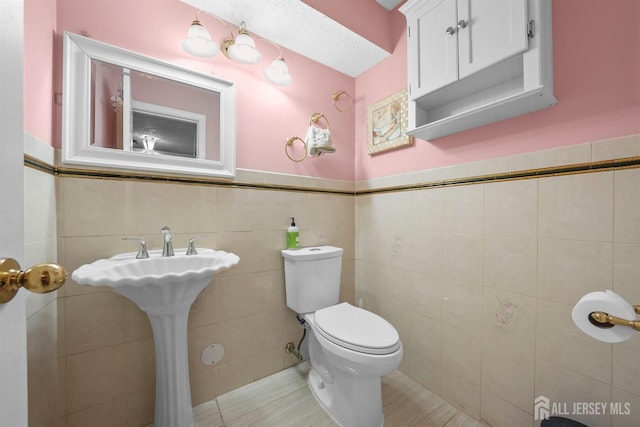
281 246 343 314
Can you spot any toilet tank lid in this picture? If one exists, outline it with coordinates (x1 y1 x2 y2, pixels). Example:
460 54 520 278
281 246 343 261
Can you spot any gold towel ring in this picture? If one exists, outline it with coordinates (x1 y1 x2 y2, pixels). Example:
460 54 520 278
309 112 330 129
332 89 352 112
285 136 307 162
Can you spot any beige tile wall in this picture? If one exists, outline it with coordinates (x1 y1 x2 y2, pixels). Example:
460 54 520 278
56 175 355 425
24 134 60 427
355 134 640 427
25 132 640 426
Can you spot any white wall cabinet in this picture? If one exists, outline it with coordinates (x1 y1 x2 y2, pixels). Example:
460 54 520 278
400 0 556 140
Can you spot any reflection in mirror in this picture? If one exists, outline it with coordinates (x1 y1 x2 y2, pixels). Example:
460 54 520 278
130 102 202 158
63 32 235 178
91 60 221 160
91 60 122 150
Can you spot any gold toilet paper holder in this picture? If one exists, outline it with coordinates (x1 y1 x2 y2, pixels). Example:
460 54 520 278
589 306 640 331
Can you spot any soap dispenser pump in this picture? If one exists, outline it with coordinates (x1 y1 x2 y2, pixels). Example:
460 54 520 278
287 217 299 249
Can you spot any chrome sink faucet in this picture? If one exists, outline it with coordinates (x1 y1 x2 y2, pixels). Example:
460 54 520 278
160 226 174 257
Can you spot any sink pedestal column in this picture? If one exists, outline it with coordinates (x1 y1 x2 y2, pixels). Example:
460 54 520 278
70 249 240 427
121 275 214 427
148 306 194 427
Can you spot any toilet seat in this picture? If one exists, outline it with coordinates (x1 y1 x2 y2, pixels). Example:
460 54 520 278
313 303 401 355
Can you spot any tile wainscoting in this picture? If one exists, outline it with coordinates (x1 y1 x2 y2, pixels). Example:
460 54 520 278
355 134 640 427
56 178 355 426
24 133 60 427
23 133 640 426
25 136 355 426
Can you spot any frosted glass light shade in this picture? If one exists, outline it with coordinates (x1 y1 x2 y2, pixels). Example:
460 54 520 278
227 33 261 64
182 21 219 57
263 58 292 86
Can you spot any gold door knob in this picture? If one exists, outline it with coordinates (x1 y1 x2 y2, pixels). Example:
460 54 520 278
0 258 67 303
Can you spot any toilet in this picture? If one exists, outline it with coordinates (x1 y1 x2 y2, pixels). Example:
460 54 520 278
282 246 403 427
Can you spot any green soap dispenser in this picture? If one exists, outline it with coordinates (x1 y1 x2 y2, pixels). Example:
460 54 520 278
287 217 299 249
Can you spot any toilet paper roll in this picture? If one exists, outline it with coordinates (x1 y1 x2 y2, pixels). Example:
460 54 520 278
572 290 636 343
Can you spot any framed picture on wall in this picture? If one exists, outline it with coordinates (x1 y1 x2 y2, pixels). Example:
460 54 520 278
366 88 413 155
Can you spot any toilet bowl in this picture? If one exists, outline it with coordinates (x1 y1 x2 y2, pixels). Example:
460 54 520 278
303 303 403 427
281 246 403 427
309 302 402 375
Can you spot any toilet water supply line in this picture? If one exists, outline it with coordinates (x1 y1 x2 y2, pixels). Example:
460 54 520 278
285 315 307 361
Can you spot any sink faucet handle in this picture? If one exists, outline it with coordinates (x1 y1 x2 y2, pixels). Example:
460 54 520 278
160 226 174 257
186 235 206 255
122 237 150 259
160 226 172 240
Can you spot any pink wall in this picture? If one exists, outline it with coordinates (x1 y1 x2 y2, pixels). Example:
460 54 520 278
25 0 640 182
25 0 356 180
24 0 57 144
354 0 640 180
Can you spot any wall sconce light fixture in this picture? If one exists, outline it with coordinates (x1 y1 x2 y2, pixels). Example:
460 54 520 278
182 11 292 86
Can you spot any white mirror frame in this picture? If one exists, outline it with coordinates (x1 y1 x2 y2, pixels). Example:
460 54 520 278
62 32 236 178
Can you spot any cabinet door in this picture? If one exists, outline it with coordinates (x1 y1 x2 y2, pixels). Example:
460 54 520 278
457 0 528 79
408 0 458 98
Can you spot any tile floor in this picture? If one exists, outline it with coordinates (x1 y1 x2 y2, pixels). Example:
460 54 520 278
191 362 484 427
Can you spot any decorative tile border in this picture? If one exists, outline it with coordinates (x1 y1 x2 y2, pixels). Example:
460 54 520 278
23 133 640 196
23 154 355 196
356 156 640 195
25 153 640 197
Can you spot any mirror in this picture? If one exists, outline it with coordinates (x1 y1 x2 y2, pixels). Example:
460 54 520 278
62 32 236 178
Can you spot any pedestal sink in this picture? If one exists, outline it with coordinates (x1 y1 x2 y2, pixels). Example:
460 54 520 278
72 249 239 427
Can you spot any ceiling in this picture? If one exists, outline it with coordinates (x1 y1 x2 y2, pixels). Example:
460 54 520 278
179 0 392 77
376 0 403 11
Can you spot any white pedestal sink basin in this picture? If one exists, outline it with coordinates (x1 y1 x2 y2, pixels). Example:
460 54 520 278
72 249 239 427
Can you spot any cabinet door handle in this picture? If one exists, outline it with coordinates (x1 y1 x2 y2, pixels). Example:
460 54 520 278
445 26 456 36
457 19 467 30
